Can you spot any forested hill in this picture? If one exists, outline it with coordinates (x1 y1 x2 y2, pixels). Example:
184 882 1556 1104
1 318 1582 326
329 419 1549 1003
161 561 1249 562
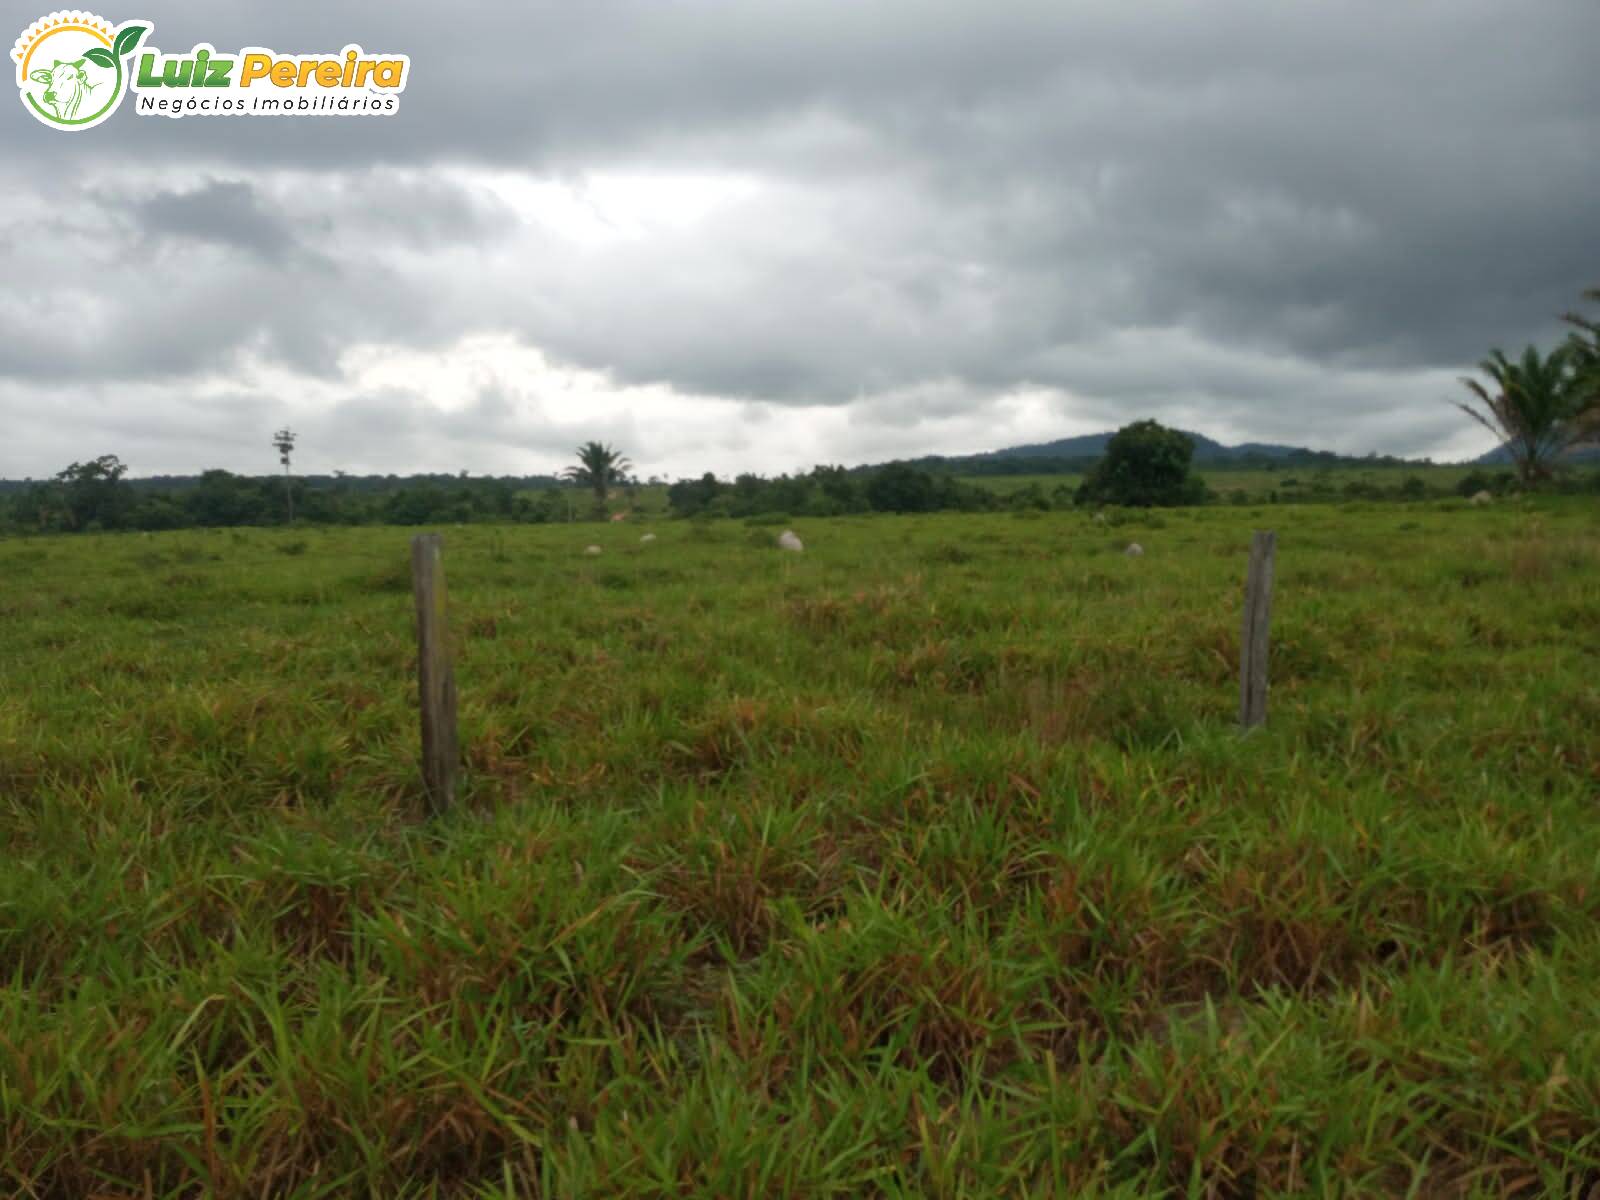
871 431 1431 477
1474 444 1600 465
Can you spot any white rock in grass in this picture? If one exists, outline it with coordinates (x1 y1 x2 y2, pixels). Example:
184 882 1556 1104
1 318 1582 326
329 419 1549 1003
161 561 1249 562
584 544 602 556
1470 490 1493 506
1124 542 1144 557
640 533 657 543
777 529 804 552
1093 511 1108 524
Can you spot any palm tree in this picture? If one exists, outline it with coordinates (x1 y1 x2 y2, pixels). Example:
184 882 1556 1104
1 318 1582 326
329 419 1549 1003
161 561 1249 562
1562 288 1600 437
1455 344 1583 484
562 441 633 515
271 428 297 523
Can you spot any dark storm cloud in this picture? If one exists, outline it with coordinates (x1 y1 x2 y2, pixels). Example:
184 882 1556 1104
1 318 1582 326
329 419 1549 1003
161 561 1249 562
131 179 298 258
2 0 1597 475
0 170 517 386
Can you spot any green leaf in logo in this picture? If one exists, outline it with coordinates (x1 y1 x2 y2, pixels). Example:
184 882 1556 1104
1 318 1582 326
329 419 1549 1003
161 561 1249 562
113 24 149 60
83 46 115 68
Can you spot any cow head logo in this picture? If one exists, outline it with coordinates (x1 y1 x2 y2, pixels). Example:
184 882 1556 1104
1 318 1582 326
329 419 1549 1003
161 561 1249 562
12 11 149 130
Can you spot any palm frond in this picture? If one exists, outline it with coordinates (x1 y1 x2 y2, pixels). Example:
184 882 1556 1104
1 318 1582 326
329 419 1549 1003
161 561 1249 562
1454 342 1585 480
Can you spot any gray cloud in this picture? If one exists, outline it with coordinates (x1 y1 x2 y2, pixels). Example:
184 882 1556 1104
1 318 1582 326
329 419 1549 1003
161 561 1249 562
131 179 297 257
2 0 1597 477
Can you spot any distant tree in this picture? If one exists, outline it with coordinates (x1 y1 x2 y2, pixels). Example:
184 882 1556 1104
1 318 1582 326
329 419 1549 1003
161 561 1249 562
865 463 938 512
55 454 130 530
805 463 875 513
1074 420 1207 507
186 469 270 527
272 428 297 523
1455 345 1586 484
514 489 569 524
14 481 65 532
667 472 723 517
562 441 632 516
731 473 767 515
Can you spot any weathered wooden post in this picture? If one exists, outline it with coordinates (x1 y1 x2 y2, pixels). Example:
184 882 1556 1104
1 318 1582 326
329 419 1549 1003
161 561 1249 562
410 533 458 812
1239 530 1276 730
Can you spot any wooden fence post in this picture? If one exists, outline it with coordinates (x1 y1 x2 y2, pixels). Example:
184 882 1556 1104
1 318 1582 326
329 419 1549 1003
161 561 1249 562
1239 530 1276 730
411 533 458 812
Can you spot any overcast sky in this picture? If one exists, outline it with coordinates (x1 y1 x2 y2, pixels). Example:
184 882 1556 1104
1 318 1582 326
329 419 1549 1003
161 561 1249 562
3 0 1597 480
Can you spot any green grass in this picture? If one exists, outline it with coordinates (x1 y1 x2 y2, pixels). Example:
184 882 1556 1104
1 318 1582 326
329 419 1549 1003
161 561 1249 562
2 499 1598 1196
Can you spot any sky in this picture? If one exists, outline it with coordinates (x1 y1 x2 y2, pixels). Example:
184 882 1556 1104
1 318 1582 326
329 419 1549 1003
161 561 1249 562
2 0 1597 481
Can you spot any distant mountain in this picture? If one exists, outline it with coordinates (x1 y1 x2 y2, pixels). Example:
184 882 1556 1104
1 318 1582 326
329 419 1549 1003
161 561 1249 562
946 430 1591 474
1473 443 1600 466
973 430 1600 470
985 430 1251 462
978 431 1181 460
967 431 1407 466
863 430 1428 480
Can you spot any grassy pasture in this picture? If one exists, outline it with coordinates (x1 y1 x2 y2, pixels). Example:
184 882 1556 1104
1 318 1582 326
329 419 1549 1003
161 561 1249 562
1 498 1599 1196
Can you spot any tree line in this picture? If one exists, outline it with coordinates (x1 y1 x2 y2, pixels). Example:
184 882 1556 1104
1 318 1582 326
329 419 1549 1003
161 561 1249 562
0 459 603 533
5 430 1595 537
5 282 1595 536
